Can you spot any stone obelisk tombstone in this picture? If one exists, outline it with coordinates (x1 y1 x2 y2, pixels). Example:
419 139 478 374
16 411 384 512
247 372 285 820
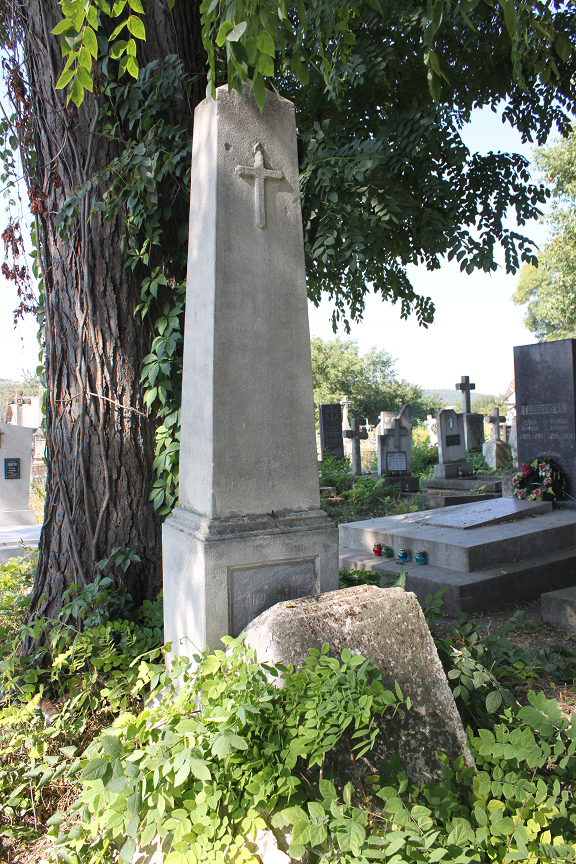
163 85 339 660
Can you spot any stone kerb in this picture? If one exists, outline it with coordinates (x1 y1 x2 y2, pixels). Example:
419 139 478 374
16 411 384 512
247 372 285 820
244 584 473 784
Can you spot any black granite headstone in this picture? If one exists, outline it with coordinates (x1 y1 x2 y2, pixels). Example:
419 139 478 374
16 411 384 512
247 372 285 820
319 403 344 459
514 339 576 494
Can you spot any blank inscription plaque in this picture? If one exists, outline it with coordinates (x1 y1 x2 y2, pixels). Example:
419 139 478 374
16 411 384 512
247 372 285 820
228 559 315 636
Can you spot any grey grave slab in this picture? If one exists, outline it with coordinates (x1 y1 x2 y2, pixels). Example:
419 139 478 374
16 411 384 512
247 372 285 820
417 498 551 529
338 503 576 611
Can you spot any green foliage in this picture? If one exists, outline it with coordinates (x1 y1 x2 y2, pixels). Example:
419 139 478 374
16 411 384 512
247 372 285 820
513 129 576 342
311 337 442 424
319 450 352 494
342 474 399 514
51 0 147 106
411 427 438 478
0 557 164 843
53 637 407 864
435 607 576 730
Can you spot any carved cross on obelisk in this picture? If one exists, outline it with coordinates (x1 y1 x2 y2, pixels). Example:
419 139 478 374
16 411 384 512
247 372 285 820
235 142 284 229
455 375 475 414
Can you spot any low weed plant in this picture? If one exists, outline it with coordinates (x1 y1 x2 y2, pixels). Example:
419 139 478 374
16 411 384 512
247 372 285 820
318 451 352 494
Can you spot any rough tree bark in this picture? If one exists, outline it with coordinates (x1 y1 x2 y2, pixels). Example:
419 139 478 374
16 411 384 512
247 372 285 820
20 0 205 618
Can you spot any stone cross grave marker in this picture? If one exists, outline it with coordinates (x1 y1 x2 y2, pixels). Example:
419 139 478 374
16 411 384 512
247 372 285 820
455 375 475 414
162 84 338 659
483 406 510 469
435 409 473 478
318 403 344 460
343 417 368 476
486 406 505 440
455 374 484 450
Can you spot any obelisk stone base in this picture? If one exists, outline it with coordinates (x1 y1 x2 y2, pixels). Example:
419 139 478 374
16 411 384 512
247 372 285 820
163 508 338 661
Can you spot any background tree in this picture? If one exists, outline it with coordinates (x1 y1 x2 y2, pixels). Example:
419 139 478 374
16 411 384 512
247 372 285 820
311 337 443 424
513 130 576 340
1 0 574 618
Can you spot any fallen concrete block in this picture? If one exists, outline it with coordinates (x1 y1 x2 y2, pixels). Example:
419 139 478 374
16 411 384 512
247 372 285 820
244 584 473 785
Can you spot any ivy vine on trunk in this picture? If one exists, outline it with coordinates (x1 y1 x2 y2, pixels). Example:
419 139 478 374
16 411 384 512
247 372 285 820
8 0 205 619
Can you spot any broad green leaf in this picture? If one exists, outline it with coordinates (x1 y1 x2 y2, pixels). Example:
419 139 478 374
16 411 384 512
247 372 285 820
216 21 234 47
82 26 98 58
257 30 276 56
55 67 76 90
226 21 247 42
81 758 109 781
76 65 94 91
189 758 211 781
126 15 146 40
52 19 76 35
253 73 266 112
101 736 124 759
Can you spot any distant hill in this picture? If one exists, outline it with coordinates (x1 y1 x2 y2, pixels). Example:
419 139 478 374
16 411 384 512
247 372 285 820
423 388 489 405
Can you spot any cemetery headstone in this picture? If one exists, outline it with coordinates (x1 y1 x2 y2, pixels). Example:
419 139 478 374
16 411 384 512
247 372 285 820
483 407 511 469
434 409 473 478
377 404 419 491
318 403 344 459
162 84 338 660
514 339 576 494
455 375 484 450
0 423 35 526
343 417 368 476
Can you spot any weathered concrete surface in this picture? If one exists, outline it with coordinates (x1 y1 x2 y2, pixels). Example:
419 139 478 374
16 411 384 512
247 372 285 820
541 586 576 635
244 585 473 785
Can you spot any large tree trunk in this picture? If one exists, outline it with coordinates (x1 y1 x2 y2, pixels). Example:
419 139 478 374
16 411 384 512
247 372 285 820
20 0 205 618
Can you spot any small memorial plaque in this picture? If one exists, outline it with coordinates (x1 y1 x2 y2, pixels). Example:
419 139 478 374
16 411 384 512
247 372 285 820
228 559 315 636
4 458 20 480
446 434 461 447
386 451 407 472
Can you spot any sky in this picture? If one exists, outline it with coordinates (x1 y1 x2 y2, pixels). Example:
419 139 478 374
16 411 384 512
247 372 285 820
0 104 553 390
307 106 549 396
